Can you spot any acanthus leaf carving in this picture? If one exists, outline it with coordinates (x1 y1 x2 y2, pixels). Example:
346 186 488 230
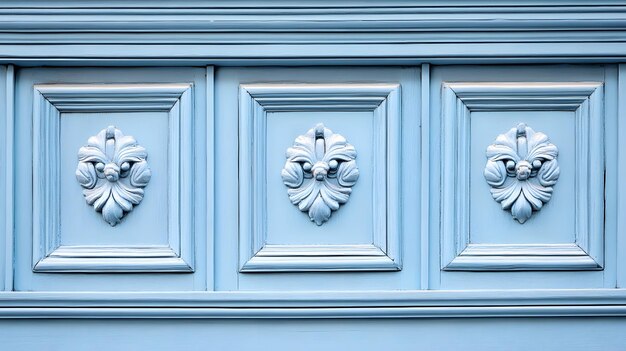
281 123 359 226
76 126 152 226
484 123 560 224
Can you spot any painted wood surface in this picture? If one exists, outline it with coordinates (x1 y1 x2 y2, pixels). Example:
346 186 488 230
2 318 626 351
1 1 626 349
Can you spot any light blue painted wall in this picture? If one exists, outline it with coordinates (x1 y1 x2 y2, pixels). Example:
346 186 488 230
2 2 626 349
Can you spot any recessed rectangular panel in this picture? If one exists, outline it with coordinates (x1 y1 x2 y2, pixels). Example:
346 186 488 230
441 81 603 271
469 110 576 245
429 65 614 290
32 83 194 273
239 82 401 272
213 66 420 291
60 112 170 247
13 67 209 291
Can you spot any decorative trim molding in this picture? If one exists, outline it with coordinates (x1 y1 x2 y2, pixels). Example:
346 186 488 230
441 82 604 271
484 123 560 224
3 305 626 319
239 83 401 272
1 65 14 291
76 126 151 226
2 289 626 318
3 3 626 64
32 83 195 273
2 3 626 47
281 123 359 226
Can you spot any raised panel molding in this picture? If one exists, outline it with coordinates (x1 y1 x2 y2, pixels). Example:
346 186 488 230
32 83 195 272
239 83 402 272
441 82 604 271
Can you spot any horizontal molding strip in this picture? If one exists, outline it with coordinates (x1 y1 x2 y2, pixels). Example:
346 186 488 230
4 4 626 62
3 0 626 7
4 3 626 48
5 290 626 307
3 290 626 318
6 43 626 65
4 5 626 31
2 306 626 319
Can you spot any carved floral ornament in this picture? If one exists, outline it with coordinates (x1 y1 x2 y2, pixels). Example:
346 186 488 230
281 124 359 226
75 126 152 226
484 123 560 224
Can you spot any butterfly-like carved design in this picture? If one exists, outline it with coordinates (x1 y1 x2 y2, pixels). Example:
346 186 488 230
484 123 560 224
75 126 152 226
281 124 359 226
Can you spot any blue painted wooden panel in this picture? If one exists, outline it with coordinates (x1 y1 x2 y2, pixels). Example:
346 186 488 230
429 65 617 289
2 318 626 351
3 2 626 348
12 67 210 291
215 67 420 290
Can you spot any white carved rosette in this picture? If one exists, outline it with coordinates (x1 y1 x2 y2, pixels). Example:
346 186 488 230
75 126 152 226
484 123 560 224
281 123 359 226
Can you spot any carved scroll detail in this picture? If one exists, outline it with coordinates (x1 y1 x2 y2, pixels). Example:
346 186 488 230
281 123 359 226
484 123 560 224
76 126 151 226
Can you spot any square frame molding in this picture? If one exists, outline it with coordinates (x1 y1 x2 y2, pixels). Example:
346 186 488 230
239 83 402 272
32 83 195 273
440 82 605 271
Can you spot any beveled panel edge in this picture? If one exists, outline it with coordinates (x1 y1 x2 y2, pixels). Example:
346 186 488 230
240 244 400 272
31 83 196 273
238 83 402 272
440 81 605 271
